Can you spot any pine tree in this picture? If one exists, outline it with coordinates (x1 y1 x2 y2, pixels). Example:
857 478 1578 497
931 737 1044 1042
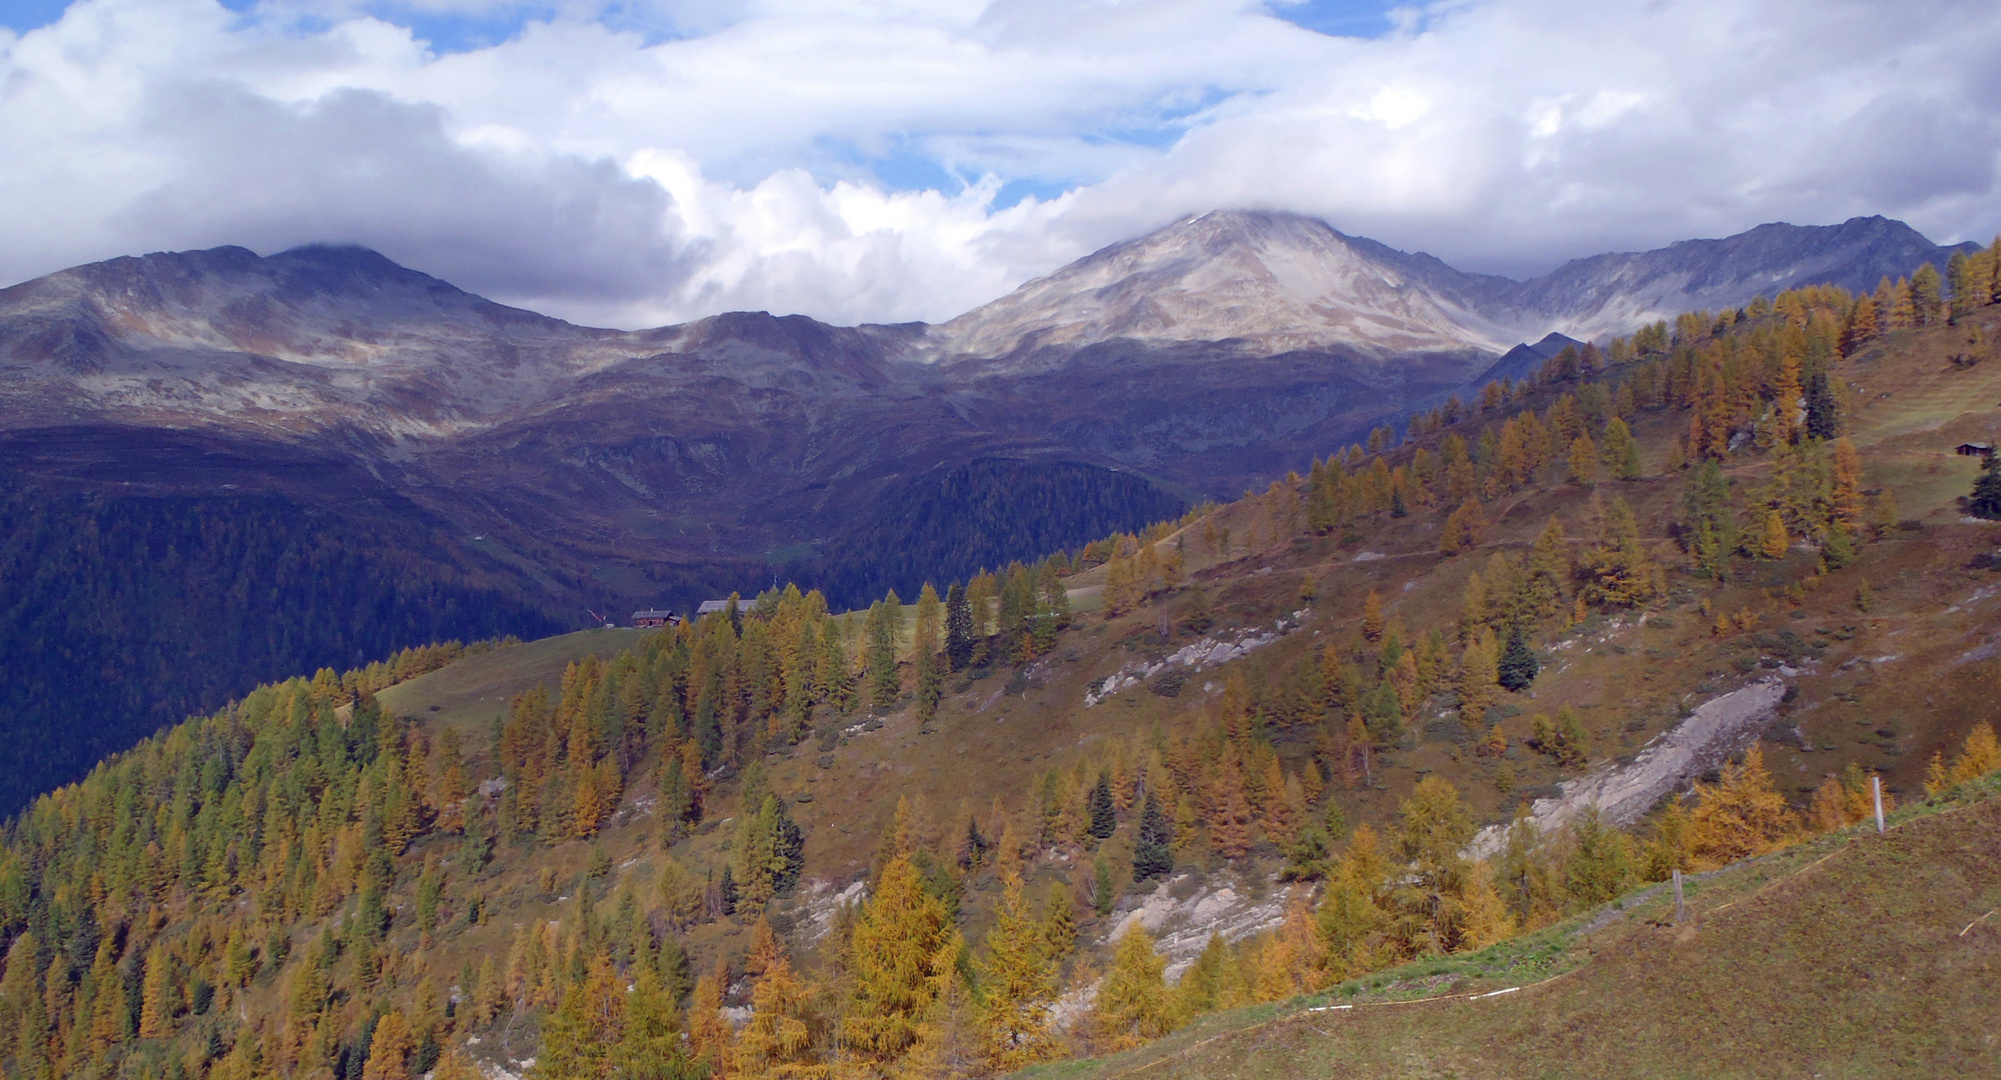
1131 792 1174 882
1804 370 1841 440
1093 926 1176 1052
975 872 1058 1072
1361 590 1385 642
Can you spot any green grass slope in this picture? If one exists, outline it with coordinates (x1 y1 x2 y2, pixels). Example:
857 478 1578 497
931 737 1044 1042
1025 779 2001 1080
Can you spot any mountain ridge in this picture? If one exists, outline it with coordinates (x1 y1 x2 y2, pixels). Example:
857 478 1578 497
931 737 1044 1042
0 211 1977 810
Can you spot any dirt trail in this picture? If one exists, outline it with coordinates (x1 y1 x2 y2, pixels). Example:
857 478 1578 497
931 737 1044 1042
1469 677 1788 859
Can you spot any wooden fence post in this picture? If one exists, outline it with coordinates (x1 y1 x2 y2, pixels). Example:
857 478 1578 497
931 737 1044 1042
1672 868 1686 924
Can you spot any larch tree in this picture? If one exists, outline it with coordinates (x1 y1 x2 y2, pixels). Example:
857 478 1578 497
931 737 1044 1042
1689 745 1798 867
362 1010 416 1080
1831 437 1865 523
866 592 903 713
1760 508 1791 560
1208 757 1255 859
913 584 944 726
688 959 734 1077
1440 499 1486 556
975 872 1059 1072
1457 630 1499 723
1579 498 1660 606
1392 777 1476 954
843 852 951 1068
731 955 824 1080
1093 926 1176 1052
1567 433 1599 485
1603 417 1643 480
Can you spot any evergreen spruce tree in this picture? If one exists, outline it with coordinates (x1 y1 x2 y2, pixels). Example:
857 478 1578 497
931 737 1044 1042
1496 628 1539 691
1087 772 1117 840
1804 370 1841 439
867 593 902 713
1969 454 2001 519
1131 793 1175 881
944 583 974 671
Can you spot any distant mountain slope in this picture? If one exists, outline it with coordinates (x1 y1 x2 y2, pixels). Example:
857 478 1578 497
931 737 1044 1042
923 210 1977 365
1509 215 1982 340
919 210 1525 362
0 215 1975 810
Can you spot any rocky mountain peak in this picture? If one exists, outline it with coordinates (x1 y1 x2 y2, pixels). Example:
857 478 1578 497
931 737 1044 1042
922 209 1521 364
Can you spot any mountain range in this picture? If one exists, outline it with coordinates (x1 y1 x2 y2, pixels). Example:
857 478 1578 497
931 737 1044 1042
0 208 1974 807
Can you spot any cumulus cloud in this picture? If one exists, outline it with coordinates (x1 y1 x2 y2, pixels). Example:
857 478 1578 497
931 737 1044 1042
0 0 1997 327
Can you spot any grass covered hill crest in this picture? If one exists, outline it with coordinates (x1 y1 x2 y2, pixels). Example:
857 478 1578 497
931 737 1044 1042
0 243 1999 1079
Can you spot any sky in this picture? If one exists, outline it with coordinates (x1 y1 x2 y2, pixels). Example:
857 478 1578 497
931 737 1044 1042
0 0 1997 329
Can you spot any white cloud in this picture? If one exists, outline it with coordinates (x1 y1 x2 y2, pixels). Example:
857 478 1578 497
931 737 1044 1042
0 0 1997 327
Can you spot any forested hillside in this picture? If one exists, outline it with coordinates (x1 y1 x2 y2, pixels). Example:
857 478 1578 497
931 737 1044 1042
791 459 1188 608
0 489 565 814
0 242 1998 1080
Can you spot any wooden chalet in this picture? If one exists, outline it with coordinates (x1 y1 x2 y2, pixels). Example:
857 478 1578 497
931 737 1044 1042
631 608 680 628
